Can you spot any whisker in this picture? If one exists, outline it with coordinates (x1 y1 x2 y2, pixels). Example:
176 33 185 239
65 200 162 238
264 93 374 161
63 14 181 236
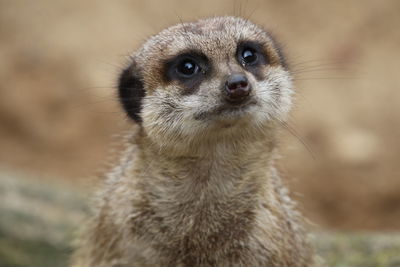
276 119 316 160
244 1 260 21
294 76 358 81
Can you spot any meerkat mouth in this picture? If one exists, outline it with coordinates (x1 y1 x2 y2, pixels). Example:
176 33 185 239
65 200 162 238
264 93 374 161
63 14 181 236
217 98 257 114
194 98 258 120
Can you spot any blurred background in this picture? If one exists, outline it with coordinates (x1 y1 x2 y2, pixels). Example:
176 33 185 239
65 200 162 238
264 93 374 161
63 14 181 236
1 0 399 266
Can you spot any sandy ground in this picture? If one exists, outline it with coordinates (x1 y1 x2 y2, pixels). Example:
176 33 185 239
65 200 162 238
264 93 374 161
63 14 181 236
0 0 399 230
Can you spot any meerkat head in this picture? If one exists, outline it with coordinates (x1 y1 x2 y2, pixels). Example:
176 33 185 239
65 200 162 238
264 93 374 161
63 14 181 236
118 16 292 152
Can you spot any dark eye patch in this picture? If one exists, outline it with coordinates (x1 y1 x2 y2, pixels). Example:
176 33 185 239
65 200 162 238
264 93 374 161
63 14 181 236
163 50 211 95
236 41 269 80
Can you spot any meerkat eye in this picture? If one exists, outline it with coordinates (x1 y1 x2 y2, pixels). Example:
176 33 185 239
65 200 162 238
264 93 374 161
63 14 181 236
241 48 258 65
237 42 268 68
176 59 200 77
164 51 209 90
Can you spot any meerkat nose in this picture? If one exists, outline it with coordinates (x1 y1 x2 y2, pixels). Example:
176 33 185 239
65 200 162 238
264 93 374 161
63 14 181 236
224 73 251 102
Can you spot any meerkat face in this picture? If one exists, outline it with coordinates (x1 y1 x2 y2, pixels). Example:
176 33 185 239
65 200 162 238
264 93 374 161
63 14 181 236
119 16 293 149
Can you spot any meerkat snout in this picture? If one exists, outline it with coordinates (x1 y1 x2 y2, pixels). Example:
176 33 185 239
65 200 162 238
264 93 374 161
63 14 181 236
224 73 251 103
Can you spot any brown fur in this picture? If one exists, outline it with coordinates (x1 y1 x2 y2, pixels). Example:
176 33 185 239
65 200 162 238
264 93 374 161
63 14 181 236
71 16 318 267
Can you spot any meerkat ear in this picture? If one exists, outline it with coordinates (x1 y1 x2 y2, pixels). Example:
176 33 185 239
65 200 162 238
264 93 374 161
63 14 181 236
118 60 145 123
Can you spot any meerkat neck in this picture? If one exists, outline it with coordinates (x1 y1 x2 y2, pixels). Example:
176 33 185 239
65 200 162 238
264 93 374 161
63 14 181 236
134 131 278 204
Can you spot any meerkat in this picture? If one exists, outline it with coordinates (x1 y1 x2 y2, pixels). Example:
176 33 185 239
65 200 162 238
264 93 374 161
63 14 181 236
71 16 318 267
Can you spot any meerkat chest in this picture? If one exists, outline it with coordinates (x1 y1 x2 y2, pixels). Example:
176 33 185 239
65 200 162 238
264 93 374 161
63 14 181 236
128 190 258 264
